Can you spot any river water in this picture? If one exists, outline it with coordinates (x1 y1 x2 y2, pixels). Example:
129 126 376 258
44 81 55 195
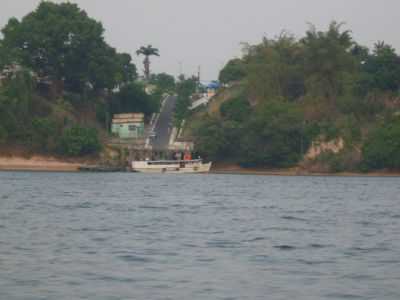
0 172 399 300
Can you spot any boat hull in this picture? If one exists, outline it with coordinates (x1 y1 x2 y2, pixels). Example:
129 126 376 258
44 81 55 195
131 160 212 174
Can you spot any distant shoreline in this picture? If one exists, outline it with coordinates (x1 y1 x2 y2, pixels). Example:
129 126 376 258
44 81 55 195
210 170 400 177
210 164 400 177
1 155 399 177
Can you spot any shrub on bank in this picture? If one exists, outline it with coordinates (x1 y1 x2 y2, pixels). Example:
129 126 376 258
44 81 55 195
58 125 101 157
362 118 400 171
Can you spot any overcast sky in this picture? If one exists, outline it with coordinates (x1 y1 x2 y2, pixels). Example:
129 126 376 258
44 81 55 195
1 1 399 81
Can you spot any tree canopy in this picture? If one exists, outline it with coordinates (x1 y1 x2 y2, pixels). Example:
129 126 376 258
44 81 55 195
219 59 246 84
111 83 159 117
1 2 137 93
150 73 176 92
136 45 160 81
0 2 158 158
193 22 400 171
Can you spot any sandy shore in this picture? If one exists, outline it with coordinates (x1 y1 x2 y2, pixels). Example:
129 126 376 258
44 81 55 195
0 155 83 172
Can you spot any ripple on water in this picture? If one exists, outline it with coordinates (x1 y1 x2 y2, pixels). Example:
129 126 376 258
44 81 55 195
281 215 309 222
346 246 391 254
325 293 364 299
243 237 267 243
308 243 332 249
138 205 169 210
273 245 297 251
92 275 138 283
206 240 242 249
117 255 152 263
297 259 336 266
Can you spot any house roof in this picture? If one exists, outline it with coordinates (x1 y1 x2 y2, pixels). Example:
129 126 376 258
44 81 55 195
112 113 144 124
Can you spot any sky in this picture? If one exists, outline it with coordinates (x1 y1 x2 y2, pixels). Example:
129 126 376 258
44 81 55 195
1 0 400 81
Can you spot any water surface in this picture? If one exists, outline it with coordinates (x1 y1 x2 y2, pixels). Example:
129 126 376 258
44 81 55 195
0 172 399 299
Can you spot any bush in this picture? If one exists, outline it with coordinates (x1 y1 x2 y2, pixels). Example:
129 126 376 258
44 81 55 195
96 102 108 127
220 97 251 122
58 125 101 156
238 101 310 168
193 117 238 161
337 93 385 119
219 59 246 84
31 117 58 151
362 118 400 170
0 126 7 144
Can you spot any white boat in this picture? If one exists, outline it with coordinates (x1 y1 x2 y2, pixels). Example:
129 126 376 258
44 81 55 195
131 159 212 174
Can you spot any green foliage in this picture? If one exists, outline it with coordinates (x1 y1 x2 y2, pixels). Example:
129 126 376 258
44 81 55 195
358 42 400 93
175 95 191 125
0 126 7 144
244 34 306 103
0 69 103 156
0 70 35 139
194 101 310 167
176 76 197 97
174 76 198 125
95 102 107 126
112 83 158 117
194 22 400 171
136 45 160 57
238 102 309 167
30 117 58 151
362 118 400 170
0 41 13 69
136 45 160 80
150 73 175 92
193 117 241 161
58 125 101 156
1 2 136 93
302 22 356 100
336 93 385 119
220 97 251 122
219 59 246 84
311 150 351 173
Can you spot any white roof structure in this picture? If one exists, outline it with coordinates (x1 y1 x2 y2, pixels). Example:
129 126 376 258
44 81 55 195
189 96 210 110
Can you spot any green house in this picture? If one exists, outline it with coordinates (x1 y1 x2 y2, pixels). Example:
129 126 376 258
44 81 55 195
111 113 145 139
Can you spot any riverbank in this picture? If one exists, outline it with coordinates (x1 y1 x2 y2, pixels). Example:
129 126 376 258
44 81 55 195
1 156 399 176
210 163 400 177
0 155 86 172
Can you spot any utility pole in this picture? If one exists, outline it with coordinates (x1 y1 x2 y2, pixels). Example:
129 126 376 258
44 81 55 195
197 65 201 93
197 66 201 83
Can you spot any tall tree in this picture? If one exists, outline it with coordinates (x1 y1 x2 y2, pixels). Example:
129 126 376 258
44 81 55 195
244 34 305 104
1 2 136 95
150 73 175 92
136 45 159 81
301 22 356 101
360 42 400 92
219 58 246 84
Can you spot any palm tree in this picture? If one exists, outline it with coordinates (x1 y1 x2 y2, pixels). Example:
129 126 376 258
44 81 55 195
136 45 160 81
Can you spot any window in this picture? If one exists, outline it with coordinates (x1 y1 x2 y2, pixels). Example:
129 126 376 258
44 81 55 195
128 125 137 131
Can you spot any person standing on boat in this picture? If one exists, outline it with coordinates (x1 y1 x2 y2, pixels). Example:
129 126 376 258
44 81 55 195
184 152 192 161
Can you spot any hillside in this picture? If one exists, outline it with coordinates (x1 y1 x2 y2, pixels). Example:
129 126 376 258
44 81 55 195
0 2 161 165
188 23 400 173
